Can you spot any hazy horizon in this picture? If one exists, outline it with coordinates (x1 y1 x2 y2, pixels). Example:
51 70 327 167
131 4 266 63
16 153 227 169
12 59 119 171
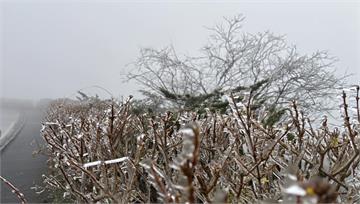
1 0 359 100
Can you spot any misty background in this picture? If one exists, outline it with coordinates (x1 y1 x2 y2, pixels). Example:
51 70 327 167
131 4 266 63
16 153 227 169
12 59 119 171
1 0 359 100
0 1 359 203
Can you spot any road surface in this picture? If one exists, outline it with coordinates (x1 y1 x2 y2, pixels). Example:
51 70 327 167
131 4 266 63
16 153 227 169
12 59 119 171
1 107 48 203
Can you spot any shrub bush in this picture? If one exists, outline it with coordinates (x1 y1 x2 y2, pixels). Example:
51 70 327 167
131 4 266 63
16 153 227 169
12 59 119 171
39 86 360 203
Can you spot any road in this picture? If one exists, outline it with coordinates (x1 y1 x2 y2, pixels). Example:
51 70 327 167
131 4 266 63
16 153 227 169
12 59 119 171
0 107 48 203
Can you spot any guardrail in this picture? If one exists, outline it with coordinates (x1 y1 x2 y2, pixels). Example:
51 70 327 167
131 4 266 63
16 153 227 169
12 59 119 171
0 113 26 152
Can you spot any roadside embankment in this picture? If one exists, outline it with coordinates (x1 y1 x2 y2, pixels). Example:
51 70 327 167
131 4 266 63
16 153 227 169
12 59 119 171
0 113 25 151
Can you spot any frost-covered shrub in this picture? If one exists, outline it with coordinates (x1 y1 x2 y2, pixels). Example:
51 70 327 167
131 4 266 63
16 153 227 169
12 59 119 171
40 86 360 203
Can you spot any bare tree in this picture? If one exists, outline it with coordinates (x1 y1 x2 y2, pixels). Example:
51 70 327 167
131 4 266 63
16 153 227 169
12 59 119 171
128 15 344 113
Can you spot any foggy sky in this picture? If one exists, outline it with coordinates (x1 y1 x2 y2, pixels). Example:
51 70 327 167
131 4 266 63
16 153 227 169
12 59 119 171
1 0 359 100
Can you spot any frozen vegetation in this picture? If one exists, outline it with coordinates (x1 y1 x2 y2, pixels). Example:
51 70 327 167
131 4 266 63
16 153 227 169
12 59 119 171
25 15 359 204
36 86 360 203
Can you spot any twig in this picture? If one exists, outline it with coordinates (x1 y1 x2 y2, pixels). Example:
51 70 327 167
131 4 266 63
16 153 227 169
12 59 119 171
0 175 27 204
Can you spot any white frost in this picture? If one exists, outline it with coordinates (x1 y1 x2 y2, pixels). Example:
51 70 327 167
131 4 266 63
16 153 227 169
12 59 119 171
104 157 128 165
283 185 306 196
179 128 194 137
83 157 129 168
83 161 102 168
45 122 60 126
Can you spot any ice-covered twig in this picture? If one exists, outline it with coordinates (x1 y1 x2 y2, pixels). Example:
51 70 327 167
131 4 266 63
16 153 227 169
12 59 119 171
0 175 27 204
83 157 129 168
